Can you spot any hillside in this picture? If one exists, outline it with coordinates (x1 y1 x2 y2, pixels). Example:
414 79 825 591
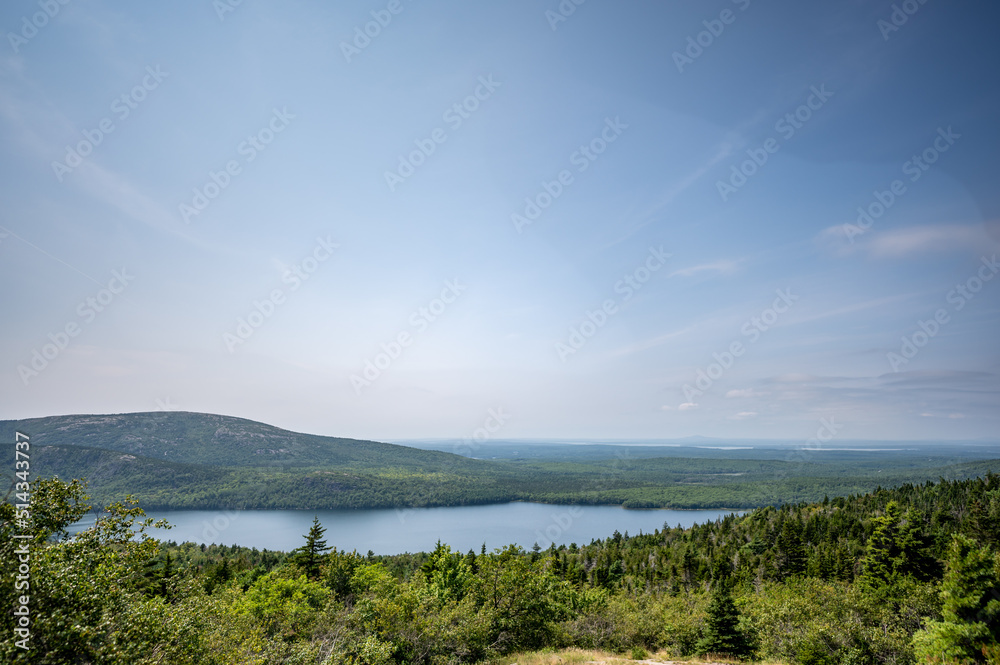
3 412 999 511
0 411 471 469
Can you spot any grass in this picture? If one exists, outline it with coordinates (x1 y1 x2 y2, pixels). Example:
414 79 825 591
480 648 788 665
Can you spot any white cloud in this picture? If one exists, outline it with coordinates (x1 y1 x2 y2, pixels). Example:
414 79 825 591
866 224 988 258
726 388 766 398
727 411 757 420
669 259 740 278
920 411 967 419
819 223 995 258
678 402 699 411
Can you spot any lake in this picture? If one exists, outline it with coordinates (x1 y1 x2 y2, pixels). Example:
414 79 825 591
67 503 741 555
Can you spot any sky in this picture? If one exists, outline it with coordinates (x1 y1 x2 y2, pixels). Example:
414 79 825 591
1 0 998 442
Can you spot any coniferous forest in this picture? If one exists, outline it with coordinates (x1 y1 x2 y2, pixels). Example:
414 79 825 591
3 473 999 664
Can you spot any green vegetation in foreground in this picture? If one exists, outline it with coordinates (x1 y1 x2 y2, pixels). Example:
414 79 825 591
2 412 998 510
3 474 1000 664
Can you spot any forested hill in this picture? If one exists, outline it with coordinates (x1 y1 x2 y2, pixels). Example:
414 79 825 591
3 412 999 511
552 472 1000 591
0 411 469 469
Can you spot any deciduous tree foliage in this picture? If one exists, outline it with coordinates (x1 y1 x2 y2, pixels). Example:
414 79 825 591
3 473 1000 664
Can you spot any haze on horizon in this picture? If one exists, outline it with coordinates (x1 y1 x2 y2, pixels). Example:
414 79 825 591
1 0 998 442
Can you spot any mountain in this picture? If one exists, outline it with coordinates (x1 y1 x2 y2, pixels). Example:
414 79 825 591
0 411 468 469
2 412 998 511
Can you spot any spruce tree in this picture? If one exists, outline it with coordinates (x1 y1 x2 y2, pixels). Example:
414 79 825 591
291 516 331 580
695 582 753 659
860 500 902 593
912 534 1000 662
861 501 937 596
158 551 173 597
777 519 807 579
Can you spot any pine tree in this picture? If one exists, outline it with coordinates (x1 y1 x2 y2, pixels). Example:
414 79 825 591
861 501 938 596
777 519 807 579
291 516 331 580
968 499 1000 548
834 542 855 582
860 500 902 593
158 551 173 597
695 582 753 659
682 547 697 587
912 534 1000 662
204 556 231 594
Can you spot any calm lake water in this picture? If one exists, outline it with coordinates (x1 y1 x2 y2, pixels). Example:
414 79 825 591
67 503 740 555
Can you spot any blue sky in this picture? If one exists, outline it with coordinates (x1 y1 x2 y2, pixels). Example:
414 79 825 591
1 0 998 442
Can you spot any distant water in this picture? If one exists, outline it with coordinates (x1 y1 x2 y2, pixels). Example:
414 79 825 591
66 503 741 555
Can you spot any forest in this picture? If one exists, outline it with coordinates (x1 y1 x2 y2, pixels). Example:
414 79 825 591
4 412 999 512
2 473 999 664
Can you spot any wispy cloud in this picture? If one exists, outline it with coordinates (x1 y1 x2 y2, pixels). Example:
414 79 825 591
819 223 996 258
0 81 233 255
662 402 700 411
866 224 990 257
726 388 768 398
789 293 917 327
610 324 697 358
604 141 734 248
669 259 740 278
